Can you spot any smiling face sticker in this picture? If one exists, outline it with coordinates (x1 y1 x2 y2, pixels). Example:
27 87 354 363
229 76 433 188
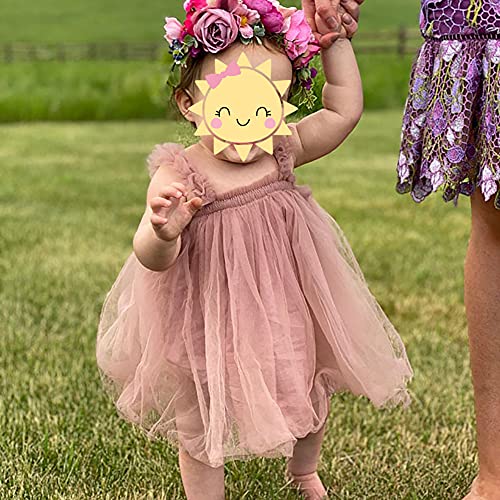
188 53 298 162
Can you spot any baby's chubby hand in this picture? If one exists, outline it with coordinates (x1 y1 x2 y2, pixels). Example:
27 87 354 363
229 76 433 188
303 0 364 49
150 182 203 242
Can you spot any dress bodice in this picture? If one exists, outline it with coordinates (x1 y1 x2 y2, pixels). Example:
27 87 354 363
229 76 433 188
145 136 313 219
420 0 500 38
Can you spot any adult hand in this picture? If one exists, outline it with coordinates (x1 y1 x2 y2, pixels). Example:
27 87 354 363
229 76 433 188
303 0 365 49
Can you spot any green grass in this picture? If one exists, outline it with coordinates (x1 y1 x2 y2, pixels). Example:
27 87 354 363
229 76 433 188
0 111 477 498
0 53 415 122
0 0 420 43
0 0 420 122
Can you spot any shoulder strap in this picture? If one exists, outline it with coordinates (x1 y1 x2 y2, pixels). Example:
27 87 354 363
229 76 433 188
273 133 297 183
146 142 216 204
146 143 185 179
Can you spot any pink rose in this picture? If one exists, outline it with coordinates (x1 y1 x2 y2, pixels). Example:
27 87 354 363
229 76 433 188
184 0 209 35
293 40 320 69
242 0 284 33
228 0 260 38
284 10 315 61
269 0 296 33
164 17 184 44
184 0 208 12
193 8 239 53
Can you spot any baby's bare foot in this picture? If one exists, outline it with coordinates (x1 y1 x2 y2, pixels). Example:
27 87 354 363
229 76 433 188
286 470 328 500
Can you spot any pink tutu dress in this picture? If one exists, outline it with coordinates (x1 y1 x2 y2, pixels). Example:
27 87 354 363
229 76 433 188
96 136 413 468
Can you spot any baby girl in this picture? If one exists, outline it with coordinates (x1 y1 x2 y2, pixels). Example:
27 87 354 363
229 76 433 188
96 0 413 498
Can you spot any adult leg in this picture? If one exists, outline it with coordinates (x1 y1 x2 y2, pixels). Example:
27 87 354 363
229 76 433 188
179 447 225 500
286 417 329 500
463 191 500 500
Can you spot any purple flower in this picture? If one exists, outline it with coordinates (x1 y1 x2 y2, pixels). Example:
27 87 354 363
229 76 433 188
433 56 441 75
446 145 465 164
397 152 410 182
415 113 427 127
431 101 446 135
493 0 500 15
486 40 500 65
450 54 463 78
411 121 422 140
433 100 444 120
484 108 496 141
420 159 430 177
467 58 480 92
480 165 499 201
451 99 463 115
429 158 445 191
412 90 429 111
452 115 465 133
446 128 456 145
412 77 425 93
411 177 433 203
193 8 239 54
433 118 447 136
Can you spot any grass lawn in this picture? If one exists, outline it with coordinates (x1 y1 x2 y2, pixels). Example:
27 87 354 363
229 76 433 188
0 0 420 43
0 111 477 499
0 54 415 122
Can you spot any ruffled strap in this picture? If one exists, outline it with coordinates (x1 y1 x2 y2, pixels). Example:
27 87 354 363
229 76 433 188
146 143 185 179
274 129 313 200
146 143 217 206
273 131 297 184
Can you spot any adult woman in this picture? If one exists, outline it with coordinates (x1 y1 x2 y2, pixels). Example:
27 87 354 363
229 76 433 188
309 0 500 498
397 2 500 499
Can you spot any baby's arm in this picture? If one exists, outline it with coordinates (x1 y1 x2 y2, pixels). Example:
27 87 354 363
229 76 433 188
290 38 363 167
133 166 202 272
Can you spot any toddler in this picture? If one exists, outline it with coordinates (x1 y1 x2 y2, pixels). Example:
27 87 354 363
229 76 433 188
96 0 413 498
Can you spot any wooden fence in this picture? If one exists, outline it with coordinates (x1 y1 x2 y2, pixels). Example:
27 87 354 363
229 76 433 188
1 28 422 63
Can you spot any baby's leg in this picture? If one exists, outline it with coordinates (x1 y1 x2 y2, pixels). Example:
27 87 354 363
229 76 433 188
286 417 329 500
179 447 225 500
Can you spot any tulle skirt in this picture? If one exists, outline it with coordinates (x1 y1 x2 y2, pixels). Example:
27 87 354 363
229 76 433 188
96 183 412 467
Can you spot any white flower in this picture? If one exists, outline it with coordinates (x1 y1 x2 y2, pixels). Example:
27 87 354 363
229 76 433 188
446 128 456 145
480 165 499 201
441 40 462 62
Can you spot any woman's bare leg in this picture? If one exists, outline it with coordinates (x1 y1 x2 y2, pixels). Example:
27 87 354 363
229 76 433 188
463 192 500 499
179 447 225 500
286 418 329 500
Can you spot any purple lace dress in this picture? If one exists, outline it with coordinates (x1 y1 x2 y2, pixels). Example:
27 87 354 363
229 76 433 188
397 0 500 208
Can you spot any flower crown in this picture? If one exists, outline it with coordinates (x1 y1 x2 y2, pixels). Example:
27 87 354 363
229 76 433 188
164 0 321 109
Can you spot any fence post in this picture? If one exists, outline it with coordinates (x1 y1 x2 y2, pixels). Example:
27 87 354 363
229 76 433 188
120 42 128 60
398 26 407 57
4 43 13 63
58 43 66 62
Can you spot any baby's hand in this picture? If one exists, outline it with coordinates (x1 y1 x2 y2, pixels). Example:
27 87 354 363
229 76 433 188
150 182 203 242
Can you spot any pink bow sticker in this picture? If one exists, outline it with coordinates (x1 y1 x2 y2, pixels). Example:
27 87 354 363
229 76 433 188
206 61 241 89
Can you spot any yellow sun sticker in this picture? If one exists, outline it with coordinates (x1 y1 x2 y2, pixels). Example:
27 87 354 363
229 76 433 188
188 53 298 162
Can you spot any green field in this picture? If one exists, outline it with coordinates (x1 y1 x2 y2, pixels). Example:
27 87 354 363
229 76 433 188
0 0 420 43
0 112 478 499
0 54 414 122
0 0 421 122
